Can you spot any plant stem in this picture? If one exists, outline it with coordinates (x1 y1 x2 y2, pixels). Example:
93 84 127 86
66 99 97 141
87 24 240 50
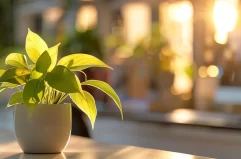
57 93 68 104
79 71 87 81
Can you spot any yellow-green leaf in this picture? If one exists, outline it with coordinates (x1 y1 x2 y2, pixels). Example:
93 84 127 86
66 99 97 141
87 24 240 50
23 79 45 105
25 29 48 63
0 76 20 92
1 82 20 89
82 80 123 119
31 51 51 80
29 64 43 79
45 65 83 93
31 69 43 79
5 53 28 68
0 87 5 92
0 69 5 76
36 51 51 73
47 43 60 71
57 54 112 71
7 91 23 107
70 91 97 129
0 68 30 85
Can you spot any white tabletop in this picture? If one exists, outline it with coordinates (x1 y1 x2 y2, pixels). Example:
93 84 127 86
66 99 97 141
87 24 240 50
0 135 213 159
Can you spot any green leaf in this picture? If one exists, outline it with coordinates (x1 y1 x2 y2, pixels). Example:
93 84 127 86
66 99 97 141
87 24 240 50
0 87 5 92
82 80 123 119
45 65 83 93
25 29 48 63
23 79 45 105
57 54 112 71
70 91 97 129
31 69 43 79
0 82 20 93
1 82 20 89
0 69 5 76
47 43 60 71
36 51 51 73
5 53 28 68
0 68 30 85
31 51 51 80
7 91 23 107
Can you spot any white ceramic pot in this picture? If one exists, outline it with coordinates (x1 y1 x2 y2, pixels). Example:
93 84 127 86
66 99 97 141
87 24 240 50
14 104 72 154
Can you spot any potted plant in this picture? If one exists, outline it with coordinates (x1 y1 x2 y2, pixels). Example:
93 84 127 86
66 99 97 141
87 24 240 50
0 29 123 153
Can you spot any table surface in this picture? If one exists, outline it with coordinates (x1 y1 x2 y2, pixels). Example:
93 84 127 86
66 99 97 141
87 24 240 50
0 135 213 159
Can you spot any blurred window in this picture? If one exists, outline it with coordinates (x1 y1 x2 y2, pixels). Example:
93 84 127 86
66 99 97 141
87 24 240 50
122 2 151 45
160 1 193 94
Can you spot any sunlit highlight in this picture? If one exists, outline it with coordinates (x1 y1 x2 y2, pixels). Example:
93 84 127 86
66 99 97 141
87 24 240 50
214 31 229 44
76 5 97 31
168 1 193 23
173 72 193 94
122 3 151 44
161 1 193 95
168 109 195 123
171 153 194 159
213 0 238 44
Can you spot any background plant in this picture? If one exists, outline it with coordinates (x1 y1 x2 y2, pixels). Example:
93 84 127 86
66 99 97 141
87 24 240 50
0 29 123 128
105 24 176 72
61 28 104 59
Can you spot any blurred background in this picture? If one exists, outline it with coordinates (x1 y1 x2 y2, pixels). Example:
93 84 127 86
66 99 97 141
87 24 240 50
2 0 241 158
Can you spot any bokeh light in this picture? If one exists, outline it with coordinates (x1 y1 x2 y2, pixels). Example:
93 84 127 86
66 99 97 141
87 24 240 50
207 65 219 77
198 66 208 78
44 7 63 24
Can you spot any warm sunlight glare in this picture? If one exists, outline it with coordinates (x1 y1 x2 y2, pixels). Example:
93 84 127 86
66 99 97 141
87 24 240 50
168 109 196 123
122 3 151 44
76 5 97 31
168 1 193 23
171 153 194 159
173 72 193 94
213 0 238 44
214 31 229 44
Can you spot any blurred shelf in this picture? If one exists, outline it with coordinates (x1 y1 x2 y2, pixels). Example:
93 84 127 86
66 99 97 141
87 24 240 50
98 108 241 130
215 86 241 105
